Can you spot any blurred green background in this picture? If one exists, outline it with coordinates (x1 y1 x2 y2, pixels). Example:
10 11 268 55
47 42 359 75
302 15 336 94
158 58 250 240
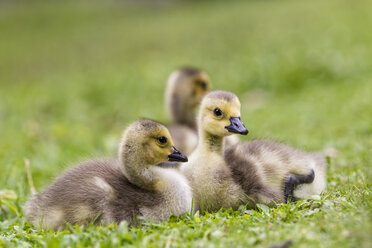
0 0 371 247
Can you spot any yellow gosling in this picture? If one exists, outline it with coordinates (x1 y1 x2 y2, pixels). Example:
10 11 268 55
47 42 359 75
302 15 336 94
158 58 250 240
181 91 327 212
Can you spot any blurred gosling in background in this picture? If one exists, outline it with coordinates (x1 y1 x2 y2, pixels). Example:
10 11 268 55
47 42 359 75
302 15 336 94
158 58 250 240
26 120 191 230
165 67 238 156
165 67 211 155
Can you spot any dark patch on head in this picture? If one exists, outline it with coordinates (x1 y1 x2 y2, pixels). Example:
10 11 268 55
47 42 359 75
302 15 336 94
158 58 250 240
133 119 167 137
205 90 237 102
137 119 163 130
178 67 202 77
138 118 167 127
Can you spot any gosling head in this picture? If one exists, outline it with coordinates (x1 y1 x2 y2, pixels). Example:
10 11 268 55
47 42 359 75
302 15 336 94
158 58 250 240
166 67 211 128
198 91 249 137
167 67 211 107
119 120 188 167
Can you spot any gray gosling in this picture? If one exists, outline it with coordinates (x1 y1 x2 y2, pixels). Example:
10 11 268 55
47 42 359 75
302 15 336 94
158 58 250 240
181 91 327 212
165 67 211 155
165 67 238 156
26 120 192 231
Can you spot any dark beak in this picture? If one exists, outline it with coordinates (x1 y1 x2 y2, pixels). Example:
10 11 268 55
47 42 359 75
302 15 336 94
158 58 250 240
168 146 188 162
225 117 249 135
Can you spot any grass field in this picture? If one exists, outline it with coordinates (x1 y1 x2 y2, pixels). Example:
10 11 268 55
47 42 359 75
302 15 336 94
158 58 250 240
0 0 371 247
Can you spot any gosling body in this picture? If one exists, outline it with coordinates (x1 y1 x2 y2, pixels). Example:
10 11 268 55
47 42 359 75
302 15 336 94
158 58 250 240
26 120 192 230
183 134 253 212
225 140 327 203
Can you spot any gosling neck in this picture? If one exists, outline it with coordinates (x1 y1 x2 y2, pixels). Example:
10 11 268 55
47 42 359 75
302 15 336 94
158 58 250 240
169 92 197 130
119 144 158 191
198 129 224 154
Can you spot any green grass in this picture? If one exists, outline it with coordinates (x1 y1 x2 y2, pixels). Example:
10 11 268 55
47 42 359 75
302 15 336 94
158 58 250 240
0 0 371 247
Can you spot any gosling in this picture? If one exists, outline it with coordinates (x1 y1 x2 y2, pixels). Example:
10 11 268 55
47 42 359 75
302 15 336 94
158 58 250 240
26 120 192 231
165 67 211 155
165 67 238 156
181 91 327 212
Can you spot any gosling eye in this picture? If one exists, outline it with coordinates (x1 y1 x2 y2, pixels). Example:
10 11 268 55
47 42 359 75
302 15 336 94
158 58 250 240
157 136 168 144
214 108 223 117
197 81 207 90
